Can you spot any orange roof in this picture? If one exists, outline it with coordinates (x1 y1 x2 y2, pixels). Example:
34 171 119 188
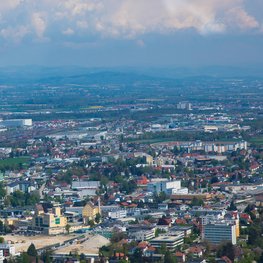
175 251 184 257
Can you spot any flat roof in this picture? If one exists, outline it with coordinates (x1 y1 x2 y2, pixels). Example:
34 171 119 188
151 235 183 242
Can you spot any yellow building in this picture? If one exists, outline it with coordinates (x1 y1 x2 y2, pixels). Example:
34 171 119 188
134 152 153 166
32 204 67 235
235 219 240 238
82 202 100 224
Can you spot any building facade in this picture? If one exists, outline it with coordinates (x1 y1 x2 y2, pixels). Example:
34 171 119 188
203 222 237 245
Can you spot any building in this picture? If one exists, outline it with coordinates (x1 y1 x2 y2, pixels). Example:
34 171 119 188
177 102 192 110
0 244 16 261
72 180 100 198
82 201 100 224
128 225 156 241
6 180 37 195
0 119 32 127
32 204 68 235
204 125 219 132
170 226 192 237
108 209 127 219
199 211 240 240
203 222 237 245
147 179 187 195
170 193 213 202
150 232 184 250
134 152 153 166
71 180 100 190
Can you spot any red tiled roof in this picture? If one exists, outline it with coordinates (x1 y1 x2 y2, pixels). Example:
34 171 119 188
138 241 148 249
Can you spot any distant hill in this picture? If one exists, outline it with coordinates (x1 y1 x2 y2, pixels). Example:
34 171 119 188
0 65 262 85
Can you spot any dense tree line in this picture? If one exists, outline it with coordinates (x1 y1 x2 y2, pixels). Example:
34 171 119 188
4 191 40 207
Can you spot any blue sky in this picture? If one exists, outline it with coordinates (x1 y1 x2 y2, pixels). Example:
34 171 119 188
0 0 262 67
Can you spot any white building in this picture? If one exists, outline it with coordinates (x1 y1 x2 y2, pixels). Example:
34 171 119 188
0 244 16 261
128 226 156 241
147 180 188 195
150 232 184 250
108 209 127 219
177 102 192 110
1 119 32 127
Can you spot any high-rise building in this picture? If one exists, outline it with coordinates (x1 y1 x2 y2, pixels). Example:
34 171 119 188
203 221 237 245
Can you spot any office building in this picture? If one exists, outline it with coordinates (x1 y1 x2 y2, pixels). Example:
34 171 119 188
203 222 237 245
150 232 184 250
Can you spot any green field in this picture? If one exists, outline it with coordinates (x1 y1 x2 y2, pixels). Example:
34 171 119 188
249 137 263 146
128 137 242 145
0 157 31 170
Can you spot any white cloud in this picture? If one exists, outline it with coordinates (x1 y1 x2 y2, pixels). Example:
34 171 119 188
31 12 47 39
76 20 89 29
226 7 259 30
0 1 21 12
96 0 260 36
0 26 29 42
0 0 261 42
62 28 74 36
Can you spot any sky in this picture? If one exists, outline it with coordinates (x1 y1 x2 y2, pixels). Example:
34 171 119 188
0 0 263 68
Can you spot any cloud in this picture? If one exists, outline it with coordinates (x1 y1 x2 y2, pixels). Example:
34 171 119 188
0 1 21 12
136 39 145 47
226 7 259 30
0 26 29 42
31 12 47 39
0 0 261 42
62 28 74 36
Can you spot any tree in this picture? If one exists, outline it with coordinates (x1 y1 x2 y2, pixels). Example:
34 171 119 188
0 183 6 199
0 237 4 243
41 249 53 263
164 250 177 263
65 224 71 235
0 220 4 233
227 200 237 211
27 243 38 257
248 224 262 246
155 228 166 237
88 219 95 227
18 252 30 263
95 213 101 224
158 244 167 255
132 248 143 263
211 176 219 184
80 253 86 261
217 242 235 261
110 232 127 243
191 197 204 207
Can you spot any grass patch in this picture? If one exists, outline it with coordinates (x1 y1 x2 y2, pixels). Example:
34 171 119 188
0 157 31 171
249 137 263 145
